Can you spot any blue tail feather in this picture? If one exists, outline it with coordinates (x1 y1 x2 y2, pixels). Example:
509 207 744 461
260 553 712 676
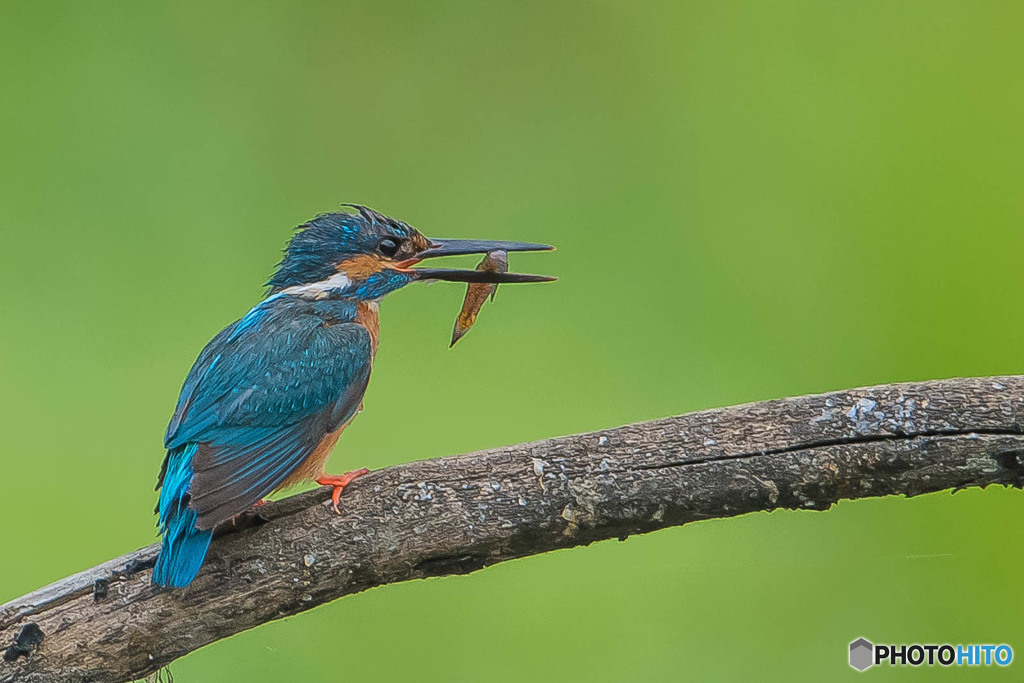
154 444 213 588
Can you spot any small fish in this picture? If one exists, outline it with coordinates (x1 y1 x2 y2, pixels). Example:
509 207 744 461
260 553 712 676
450 250 509 347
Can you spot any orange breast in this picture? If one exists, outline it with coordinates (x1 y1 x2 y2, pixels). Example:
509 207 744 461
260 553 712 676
356 301 380 356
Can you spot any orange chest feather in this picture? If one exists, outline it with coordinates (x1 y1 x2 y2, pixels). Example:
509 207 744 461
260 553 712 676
355 302 380 356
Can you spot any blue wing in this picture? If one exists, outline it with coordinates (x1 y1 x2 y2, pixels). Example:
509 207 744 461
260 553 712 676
160 300 372 529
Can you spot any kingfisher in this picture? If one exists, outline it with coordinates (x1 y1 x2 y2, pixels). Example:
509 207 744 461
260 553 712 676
153 205 554 588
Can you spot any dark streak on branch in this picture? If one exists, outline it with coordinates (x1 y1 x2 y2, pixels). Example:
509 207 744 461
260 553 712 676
3 376 1024 682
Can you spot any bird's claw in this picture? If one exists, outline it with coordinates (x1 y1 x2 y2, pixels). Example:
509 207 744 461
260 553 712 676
231 499 268 526
317 468 370 513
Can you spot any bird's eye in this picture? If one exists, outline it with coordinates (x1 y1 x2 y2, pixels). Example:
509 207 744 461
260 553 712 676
378 238 400 258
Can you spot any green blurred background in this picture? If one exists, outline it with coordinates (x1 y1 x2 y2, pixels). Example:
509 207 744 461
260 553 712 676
3 1 1024 680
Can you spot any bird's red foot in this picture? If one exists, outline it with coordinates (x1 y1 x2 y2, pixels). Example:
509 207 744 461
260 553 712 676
317 468 370 513
232 499 268 525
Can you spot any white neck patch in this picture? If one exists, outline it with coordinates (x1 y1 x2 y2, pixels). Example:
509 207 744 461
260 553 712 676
279 272 352 299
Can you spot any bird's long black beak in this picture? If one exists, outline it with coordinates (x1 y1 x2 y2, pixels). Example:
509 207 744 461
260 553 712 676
407 238 556 284
417 238 554 259
411 268 556 284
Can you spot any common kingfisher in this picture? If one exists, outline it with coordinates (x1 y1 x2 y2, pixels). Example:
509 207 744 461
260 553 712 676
153 205 554 588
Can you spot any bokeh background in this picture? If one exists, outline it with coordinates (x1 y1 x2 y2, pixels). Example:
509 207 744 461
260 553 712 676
3 1 1024 680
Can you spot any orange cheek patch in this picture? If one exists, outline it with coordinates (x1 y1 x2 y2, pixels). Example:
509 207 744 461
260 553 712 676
338 254 385 279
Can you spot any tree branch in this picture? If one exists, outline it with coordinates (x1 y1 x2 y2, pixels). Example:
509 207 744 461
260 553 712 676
4 376 1024 682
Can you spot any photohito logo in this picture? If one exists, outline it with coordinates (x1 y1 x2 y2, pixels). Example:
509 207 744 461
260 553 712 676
849 638 1013 671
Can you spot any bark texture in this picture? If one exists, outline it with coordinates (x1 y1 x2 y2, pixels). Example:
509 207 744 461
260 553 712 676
3 376 1024 682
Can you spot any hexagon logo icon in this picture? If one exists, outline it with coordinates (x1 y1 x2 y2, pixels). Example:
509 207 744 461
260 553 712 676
850 638 874 671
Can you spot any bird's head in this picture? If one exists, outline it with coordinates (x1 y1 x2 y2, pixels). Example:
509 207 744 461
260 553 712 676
267 205 554 301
